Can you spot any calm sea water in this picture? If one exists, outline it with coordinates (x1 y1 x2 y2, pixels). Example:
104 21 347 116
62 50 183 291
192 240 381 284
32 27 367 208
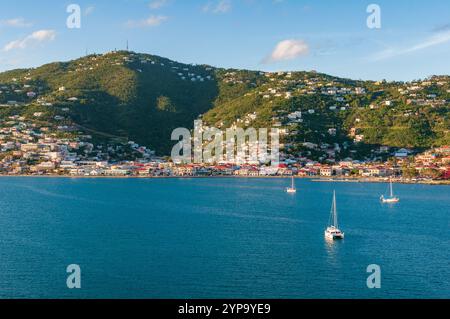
0 177 448 299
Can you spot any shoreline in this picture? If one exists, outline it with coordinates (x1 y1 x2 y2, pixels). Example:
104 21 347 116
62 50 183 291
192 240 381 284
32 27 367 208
0 174 449 185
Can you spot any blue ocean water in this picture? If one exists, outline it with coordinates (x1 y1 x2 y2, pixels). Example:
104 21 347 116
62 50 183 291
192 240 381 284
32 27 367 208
0 177 448 299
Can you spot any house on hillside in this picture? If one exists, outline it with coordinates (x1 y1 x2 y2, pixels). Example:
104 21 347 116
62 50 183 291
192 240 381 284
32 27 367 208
395 148 412 158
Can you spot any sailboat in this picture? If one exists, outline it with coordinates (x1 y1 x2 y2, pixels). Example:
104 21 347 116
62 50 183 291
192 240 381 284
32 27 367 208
286 176 297 193
325 191 345 240
380 178 399 203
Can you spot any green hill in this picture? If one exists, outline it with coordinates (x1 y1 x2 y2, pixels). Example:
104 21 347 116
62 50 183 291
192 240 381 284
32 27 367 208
0 51 448 159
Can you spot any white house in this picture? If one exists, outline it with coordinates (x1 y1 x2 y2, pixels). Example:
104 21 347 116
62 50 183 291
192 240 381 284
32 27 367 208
394 148 411 158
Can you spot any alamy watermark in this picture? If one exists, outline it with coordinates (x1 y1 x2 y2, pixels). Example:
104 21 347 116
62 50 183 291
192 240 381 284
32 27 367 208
367 4 381 29
366 264 381 289
171 120 281 166
66 4 82 29
66 264 81 289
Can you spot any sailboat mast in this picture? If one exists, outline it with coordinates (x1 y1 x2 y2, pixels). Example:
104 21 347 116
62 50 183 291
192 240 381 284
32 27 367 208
292 176 294 189
390 179 393 197
333 191 338 227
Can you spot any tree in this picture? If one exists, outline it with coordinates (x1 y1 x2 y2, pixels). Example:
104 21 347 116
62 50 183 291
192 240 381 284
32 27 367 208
156 96 176 113
420 168 442 179
402 165 418 178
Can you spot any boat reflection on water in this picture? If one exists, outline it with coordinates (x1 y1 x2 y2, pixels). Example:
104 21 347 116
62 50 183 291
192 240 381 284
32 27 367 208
324 234 345 267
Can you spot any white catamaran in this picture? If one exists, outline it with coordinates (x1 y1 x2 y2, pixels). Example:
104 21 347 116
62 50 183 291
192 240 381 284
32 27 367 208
380 178 399 203
325 191 345 240
286 176 297 193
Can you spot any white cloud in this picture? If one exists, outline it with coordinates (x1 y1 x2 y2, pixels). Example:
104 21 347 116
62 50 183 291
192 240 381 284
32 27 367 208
84 6 95 16
149 0 168 9
264 39 309 63
370 31 450 61
3 29 56 52
203 0 231 14
0 18 32 28
125 15 168 28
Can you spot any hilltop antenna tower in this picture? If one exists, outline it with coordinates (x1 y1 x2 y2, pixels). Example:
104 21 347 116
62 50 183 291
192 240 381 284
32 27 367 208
126 40 129 51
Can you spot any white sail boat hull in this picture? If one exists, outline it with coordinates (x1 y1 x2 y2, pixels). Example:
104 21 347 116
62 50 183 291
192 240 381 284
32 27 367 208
380 196 400 203
325 227 344 240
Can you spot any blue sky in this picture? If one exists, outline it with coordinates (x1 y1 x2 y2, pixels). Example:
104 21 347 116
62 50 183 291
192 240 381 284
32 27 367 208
0 0 449 80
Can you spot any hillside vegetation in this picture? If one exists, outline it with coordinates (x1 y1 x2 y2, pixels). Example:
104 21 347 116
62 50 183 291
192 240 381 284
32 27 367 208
0 51 448 159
